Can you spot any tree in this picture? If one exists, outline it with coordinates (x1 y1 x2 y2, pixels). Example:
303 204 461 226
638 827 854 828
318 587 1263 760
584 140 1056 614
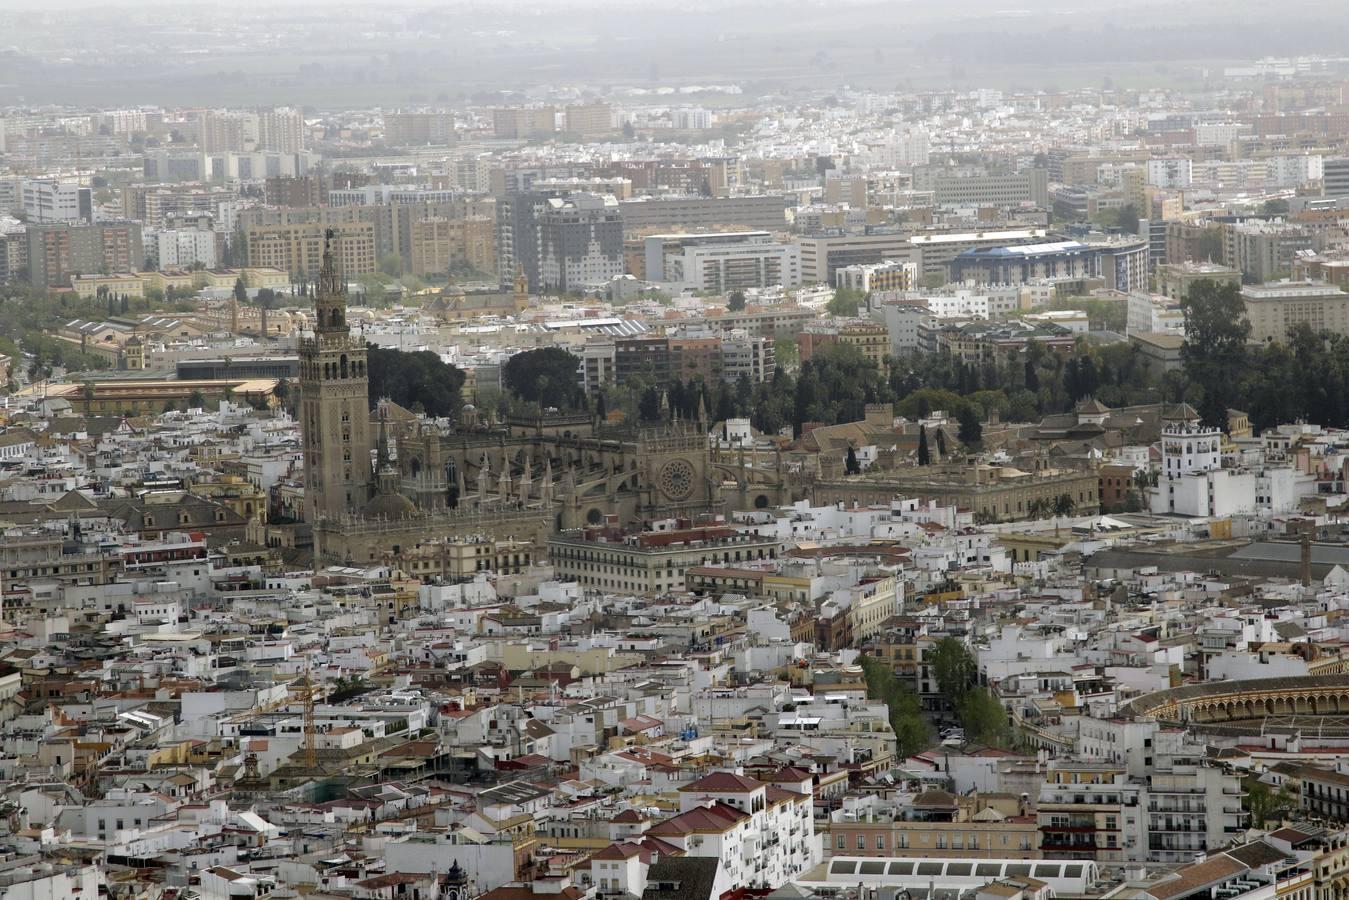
845 444 861 475
1023 357 1040 393
958 687 1012 748
928 637 978 710
957 405 983 447
774 338 799 372
727 290 747 312
827 286 864 317
595 391 608 422
638 386 662 423
379 253 404 278
1261 198 1290 217
917 424 930 465
935 428 947 457
187 390 206 409
1245 777 1295 828
502 347 583 411
857 653 932 760
1181 279 1251 426
1052 493 1077 517
233 278 247 305
365 345 466 418
1114 202 1140 235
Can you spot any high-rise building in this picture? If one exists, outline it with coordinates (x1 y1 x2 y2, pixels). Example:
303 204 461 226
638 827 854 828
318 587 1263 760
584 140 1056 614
408 217 496 277
536 193 624 292
25 222 144 289
492 106 556 139
156 228 218 269
265 175 323 208
382 111 454 146
564 102 612 137
1323 157 1349 198
256 107 305 154
243 221 376 278
299 231 373 523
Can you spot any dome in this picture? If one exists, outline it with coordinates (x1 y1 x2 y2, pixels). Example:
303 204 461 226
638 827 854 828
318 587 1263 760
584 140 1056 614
364 490 417 519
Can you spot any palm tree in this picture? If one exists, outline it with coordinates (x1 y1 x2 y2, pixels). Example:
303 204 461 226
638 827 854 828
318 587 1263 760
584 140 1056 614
1052 493 1077 517
1027 497 1050 519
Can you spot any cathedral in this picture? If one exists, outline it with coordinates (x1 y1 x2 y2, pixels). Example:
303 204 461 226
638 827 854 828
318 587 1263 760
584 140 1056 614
298 231 790 568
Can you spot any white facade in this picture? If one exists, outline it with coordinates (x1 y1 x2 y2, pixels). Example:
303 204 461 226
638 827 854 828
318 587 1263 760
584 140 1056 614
1146 158 1193 188
22 179 91 223
157 229 218 269
1126 292 1186 335
646 232 801 292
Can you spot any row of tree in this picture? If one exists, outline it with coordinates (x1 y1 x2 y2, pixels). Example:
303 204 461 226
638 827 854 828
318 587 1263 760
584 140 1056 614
926 637 1014 748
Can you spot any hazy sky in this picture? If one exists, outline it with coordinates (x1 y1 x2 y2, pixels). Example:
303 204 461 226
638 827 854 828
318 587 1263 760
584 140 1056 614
3 0 1347 106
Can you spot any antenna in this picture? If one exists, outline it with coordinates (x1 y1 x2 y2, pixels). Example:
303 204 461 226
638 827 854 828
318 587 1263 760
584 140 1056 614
303 659 318 770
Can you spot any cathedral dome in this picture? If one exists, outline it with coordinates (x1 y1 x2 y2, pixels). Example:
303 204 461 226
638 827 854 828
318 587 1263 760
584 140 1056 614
364 490 417 520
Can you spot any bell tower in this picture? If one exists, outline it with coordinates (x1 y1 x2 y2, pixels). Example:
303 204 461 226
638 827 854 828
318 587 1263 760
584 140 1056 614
299 229 372 524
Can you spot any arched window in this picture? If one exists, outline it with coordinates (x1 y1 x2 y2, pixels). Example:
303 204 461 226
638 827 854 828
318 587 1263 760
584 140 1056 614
340 355 349 379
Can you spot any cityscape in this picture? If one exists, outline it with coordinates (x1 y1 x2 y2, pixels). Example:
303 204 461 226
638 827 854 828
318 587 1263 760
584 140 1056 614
11 4 1349 900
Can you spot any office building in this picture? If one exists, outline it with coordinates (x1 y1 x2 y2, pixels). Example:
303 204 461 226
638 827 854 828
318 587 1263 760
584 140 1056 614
617 195 791 234
915 167 1049 208
950 238 1148 293
327 185 461 207
22 179 92 223
1324 158 1349 198
1241 281 1349 343
25 222 144 289
837 260 919 293
643 231 801 292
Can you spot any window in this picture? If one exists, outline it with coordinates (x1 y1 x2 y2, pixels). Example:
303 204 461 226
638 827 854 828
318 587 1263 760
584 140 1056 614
857 835 866 850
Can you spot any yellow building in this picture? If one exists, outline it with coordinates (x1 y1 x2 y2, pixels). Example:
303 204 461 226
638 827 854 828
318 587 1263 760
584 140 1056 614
71 273 147 300
385 536 535 580
408 217 497 277
244 223 376 277
839 322 891 368
189 474 269 523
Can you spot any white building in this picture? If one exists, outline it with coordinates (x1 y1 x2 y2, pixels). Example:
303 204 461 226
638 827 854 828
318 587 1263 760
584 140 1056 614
22 179 92 223
1146 158 1193 189
1149 404 1315 516
156 228 218 269
645 769 820 890
1126 292 1186 335
644 231 802 293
